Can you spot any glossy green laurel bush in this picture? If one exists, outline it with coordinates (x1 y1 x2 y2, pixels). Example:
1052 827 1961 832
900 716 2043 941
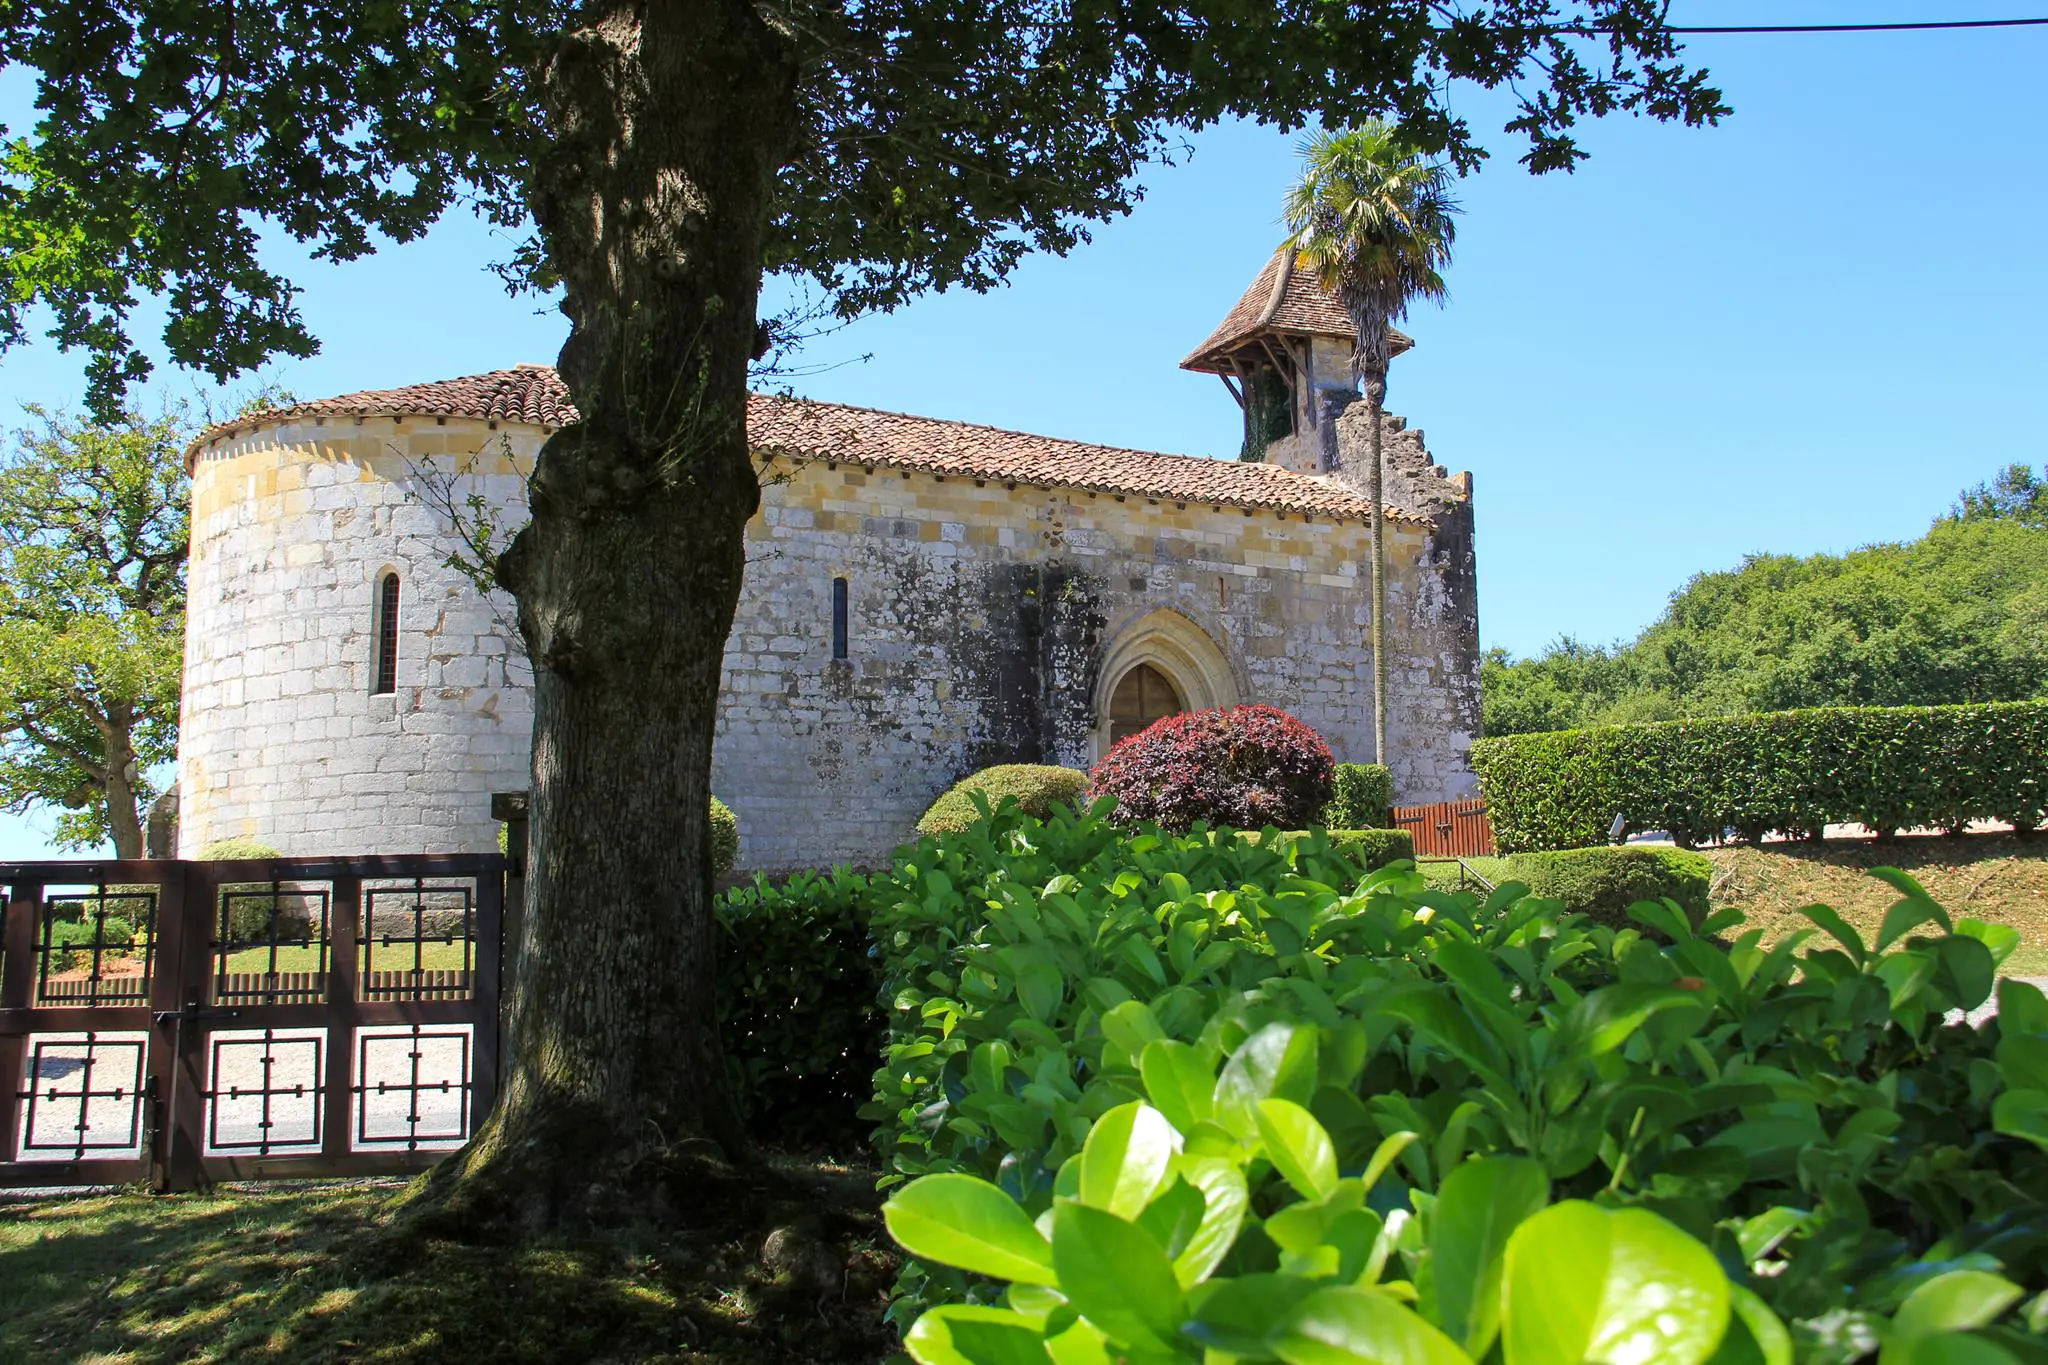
1470 699 2048 850
1241 827 1415 874
884 1084 2032 1363
867 798 2048 1355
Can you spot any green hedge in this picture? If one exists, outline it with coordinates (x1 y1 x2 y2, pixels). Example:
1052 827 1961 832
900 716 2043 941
1471 699 2048 851
1506 845 1710 928
198 838 282 861
916 764 1089 837
197 838 307 942
1323 761 1393 827
863 799 2048 1354
497 802 739 874
1328 826 1412 870
708 797 740 877
713 867 881 1146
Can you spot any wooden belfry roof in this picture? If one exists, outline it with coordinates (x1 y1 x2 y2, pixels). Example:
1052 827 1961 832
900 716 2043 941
1180 248 1412 375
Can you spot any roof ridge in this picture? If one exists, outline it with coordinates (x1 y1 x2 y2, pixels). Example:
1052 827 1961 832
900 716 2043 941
186 365 1446 522
1254 247 1294 330
752 389 1329 485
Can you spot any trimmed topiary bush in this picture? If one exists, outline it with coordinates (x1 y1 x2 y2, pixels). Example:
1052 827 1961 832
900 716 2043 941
1088 704 1336 833
44 911 143 973
1324 762 1394 828
709 796 740 878
1089 703 1343 834
917 764 1090 837
1505 845 1712 928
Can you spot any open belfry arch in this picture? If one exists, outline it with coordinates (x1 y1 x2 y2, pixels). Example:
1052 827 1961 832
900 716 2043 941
1180 247 1412 470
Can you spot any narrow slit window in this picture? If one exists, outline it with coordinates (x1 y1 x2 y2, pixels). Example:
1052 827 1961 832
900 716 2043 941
372 572 400 695
831 577 849 660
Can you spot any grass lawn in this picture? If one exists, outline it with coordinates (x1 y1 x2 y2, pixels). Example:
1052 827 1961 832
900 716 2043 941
1705 833 2048 975
218 938 474 976
1419 856 1512 896
1421 834 2048 975
0 1155 897 1364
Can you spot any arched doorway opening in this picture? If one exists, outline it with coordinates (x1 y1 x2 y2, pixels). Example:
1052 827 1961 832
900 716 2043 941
1091 608 1242 760
1107 663 1185 745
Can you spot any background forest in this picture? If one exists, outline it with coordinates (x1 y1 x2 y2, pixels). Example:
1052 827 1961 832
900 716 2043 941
1483 463 2048 735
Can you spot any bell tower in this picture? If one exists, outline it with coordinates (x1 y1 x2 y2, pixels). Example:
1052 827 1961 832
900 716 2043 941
1181 248 1411 473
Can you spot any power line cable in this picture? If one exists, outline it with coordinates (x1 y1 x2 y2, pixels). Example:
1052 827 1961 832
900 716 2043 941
1564 16 2048 34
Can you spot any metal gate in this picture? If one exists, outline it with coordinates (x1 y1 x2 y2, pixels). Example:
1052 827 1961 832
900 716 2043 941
0 855 505 1191
1391 799 1496 858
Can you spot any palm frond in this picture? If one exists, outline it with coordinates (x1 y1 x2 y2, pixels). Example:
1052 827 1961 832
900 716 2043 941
1283 121 1460 332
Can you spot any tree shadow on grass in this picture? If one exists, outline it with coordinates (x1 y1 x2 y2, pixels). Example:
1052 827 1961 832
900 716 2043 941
1758 831 2044 871
0 1158 898 1364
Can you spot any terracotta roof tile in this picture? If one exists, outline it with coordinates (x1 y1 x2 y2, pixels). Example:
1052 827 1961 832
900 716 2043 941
199 364 580 439
1181 248 1411 374
744 393 1426 520
192 365 1432 522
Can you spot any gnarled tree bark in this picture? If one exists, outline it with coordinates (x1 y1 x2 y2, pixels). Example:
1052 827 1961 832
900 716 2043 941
441 0 797 1229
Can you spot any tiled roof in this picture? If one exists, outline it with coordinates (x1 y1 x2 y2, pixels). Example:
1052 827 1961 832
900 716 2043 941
192 366 1430 522
745 393 1426 520
1181 248 1412 374
197 365 579 441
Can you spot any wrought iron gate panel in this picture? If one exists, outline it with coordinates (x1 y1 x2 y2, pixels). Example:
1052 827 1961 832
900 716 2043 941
1 854 505 1191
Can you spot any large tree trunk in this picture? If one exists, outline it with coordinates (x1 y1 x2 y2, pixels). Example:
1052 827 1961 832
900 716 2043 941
103 778 144 861
441 0 796 1229
103 768 143 860
91 699 145 860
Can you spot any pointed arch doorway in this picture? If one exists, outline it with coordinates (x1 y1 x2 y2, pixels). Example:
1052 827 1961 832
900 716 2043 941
1092 608 1242 759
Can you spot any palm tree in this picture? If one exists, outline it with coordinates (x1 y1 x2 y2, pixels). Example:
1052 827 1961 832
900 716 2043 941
1285 122 1459 773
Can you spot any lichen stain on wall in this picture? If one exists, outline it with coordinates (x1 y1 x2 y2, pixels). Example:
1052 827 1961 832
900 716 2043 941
951 559 1106 775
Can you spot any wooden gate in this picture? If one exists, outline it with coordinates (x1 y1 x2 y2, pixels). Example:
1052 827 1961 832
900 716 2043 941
1391 799 1495 858
0 854 504 1191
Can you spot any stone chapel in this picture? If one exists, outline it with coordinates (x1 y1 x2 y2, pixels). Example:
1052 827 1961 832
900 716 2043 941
175 251 1483 870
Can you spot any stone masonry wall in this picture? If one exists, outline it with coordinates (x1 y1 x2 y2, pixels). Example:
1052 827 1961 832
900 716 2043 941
727 463 1376 867
180 415 539 856
179 417 1478 867
1330 402 1483 802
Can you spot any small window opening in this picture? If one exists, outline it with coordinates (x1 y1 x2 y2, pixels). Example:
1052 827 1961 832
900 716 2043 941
831 577 849 660
372 572 400 695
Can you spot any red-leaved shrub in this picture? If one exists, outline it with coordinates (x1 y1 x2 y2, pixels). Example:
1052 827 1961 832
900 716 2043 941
1087 704 1337 832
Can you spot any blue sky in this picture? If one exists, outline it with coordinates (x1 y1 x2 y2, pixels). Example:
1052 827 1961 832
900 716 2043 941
2 2 2044 856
